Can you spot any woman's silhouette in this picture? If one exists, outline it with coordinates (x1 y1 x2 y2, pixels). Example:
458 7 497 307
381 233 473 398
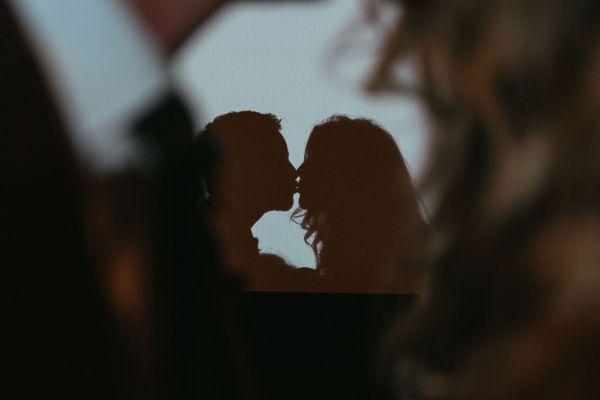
294 115 426 293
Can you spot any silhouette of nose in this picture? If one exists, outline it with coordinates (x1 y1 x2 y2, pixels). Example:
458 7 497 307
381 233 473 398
289 161 298 177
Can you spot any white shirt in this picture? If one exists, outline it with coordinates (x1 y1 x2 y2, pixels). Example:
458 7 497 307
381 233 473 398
8 0 171 172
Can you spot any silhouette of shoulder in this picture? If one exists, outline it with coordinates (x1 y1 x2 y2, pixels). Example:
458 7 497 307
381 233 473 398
247 253 320 292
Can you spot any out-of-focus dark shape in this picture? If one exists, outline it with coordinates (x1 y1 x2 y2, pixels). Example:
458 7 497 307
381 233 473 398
294 115 427 293
244 292 416 400
4 1 261 398
366 0 600 398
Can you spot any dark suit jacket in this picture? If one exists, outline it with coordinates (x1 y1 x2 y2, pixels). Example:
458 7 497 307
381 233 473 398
2 4 252 399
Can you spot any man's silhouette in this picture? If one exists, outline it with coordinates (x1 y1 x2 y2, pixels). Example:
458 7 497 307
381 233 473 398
195 111 299 290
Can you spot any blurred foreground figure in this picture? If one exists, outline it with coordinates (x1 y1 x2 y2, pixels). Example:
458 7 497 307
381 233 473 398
3 1 260 399
366 0 600 398
294 115 427 293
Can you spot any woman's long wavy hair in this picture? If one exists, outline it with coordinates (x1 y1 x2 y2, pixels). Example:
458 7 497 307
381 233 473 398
293 115 425 290
367 0 600 397
368 0 600 236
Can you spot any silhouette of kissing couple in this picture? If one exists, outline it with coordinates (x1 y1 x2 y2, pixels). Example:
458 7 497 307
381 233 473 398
195 111 426 293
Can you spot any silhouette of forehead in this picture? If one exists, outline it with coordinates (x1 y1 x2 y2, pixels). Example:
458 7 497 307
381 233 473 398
306 117 397 161
206 111 287 157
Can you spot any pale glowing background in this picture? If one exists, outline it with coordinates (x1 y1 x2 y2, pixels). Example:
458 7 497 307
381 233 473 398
172 0 427 267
